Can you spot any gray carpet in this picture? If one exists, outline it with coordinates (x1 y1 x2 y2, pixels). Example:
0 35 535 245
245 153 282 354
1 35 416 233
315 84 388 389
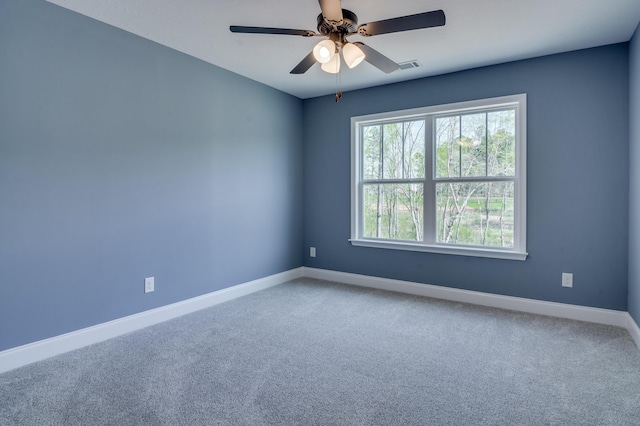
1 278 639 425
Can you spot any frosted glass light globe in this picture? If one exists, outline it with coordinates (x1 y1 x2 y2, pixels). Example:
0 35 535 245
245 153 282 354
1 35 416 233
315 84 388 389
320 53 341 74
343 43 365 68
313 40 336 64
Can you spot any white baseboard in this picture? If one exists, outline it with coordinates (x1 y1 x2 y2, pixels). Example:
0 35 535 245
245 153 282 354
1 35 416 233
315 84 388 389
0 267 303 374
302 267 629 328
627 313 640 350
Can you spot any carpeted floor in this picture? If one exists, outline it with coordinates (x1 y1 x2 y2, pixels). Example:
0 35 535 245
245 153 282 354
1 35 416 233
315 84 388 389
1 278 639 425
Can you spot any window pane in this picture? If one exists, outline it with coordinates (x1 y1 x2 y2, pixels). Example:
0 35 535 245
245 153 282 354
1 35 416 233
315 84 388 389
363 183 424 241
436 182 514 248
460 113 487 177
487 110 516 177
403 121 425 179
363 125 381 180
435 116 460 178
382 123 403 179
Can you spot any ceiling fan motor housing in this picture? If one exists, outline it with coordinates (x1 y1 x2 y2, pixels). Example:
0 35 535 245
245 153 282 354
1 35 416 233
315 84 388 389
317 9 358 34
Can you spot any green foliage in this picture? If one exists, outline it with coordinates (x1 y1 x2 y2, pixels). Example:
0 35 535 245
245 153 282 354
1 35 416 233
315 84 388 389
436 182 515 248
363 184 423 241
363 125 381 179
435 109 515 178
361 110 516 248
363 121 425 181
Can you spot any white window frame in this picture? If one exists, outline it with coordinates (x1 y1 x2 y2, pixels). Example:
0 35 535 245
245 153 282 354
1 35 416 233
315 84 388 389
350 94 527 261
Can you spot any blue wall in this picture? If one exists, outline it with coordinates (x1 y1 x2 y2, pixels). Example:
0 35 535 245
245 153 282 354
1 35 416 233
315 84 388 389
303 45 630 311
630 24 640 324
0 0 303 351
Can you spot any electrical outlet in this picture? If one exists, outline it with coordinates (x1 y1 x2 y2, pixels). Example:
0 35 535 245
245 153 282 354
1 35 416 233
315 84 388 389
562 273 573 288
310 247 316 258
144 277 155 293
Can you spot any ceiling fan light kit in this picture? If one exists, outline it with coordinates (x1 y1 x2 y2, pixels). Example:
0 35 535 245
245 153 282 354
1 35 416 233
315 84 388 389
230 0 446 97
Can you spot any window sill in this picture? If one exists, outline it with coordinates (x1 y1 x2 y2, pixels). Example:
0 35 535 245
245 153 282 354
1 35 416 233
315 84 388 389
349 239 527 261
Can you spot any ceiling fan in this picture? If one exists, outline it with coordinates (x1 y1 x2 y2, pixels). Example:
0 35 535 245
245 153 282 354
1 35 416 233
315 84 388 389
230 0 446 76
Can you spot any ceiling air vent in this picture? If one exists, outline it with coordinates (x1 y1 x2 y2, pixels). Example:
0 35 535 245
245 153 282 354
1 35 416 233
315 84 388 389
398 60 421 70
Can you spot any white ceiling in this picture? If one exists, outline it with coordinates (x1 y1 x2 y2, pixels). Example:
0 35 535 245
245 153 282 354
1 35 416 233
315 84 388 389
47 0 640 99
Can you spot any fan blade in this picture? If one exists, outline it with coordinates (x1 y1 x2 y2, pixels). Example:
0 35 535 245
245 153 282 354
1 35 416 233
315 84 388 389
230 26 316 37
318 0 343 23
353 42 399 74
357 10 446 37
290 51 317 74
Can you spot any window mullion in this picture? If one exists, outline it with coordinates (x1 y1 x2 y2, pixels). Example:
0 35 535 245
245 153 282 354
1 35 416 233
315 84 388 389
424 117 435 244
357 125 365 239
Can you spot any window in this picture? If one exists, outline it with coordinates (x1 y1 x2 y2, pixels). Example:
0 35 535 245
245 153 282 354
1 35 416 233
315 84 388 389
351 94 527 260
